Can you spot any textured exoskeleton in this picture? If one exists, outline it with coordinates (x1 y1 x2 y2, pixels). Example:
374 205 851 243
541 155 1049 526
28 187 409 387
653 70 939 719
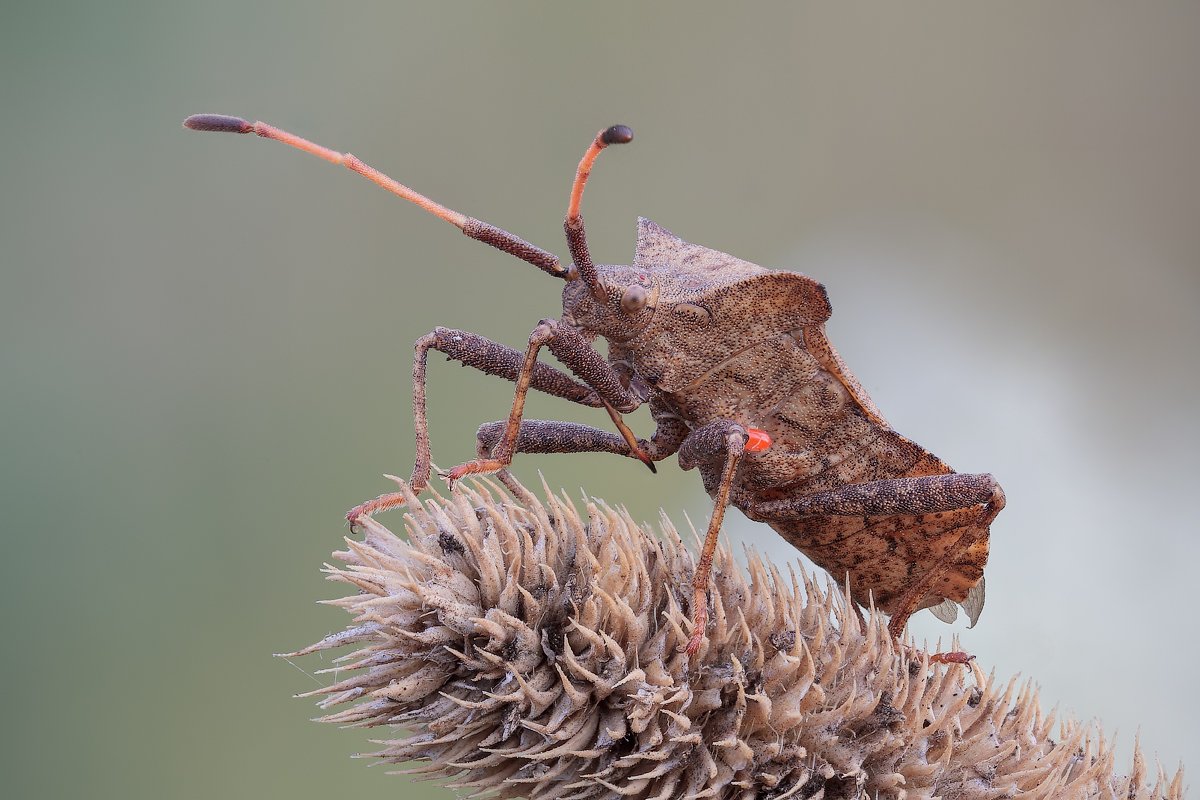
184 114 1004 659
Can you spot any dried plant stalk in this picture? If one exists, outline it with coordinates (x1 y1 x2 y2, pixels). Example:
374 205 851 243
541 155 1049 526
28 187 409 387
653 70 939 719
288 479 1185 799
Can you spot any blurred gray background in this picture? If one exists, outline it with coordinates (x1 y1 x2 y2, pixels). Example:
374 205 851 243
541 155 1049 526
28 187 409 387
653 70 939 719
2 2 1197 797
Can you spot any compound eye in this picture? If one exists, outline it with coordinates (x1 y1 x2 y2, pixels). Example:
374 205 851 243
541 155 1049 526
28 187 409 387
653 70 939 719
620 284 648 314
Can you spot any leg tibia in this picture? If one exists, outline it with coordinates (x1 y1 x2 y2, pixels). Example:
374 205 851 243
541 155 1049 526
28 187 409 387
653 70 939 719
747 474 1004 646
674 420 749 656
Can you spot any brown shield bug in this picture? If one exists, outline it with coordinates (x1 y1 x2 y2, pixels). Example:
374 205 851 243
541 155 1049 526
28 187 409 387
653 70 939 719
184 113 1004 661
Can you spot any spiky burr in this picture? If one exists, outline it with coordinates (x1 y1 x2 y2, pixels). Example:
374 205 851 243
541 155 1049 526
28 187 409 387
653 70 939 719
286 479 1185 799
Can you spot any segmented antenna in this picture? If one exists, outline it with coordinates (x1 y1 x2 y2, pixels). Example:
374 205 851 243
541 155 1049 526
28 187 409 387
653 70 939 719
182 114 566 277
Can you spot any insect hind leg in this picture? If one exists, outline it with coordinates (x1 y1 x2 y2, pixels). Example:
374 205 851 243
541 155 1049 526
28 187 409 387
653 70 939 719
748 473 1004 662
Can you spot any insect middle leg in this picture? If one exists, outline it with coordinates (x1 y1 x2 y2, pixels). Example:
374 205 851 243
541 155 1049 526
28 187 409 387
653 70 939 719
675 419 753 656
473 415 688 501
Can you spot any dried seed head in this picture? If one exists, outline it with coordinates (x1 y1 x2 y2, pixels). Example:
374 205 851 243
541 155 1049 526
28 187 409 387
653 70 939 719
288 479 1184 799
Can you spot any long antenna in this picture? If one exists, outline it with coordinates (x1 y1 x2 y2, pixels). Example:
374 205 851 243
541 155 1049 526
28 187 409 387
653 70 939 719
182 114 566 278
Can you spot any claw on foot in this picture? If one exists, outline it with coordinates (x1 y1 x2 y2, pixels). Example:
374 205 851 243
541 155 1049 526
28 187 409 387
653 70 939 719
636 451 658 473
345 490 410 529
442 459 505 490
601 400 657 473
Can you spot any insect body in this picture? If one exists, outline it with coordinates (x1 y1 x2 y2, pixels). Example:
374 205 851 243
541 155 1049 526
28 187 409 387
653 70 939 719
185 114 1004 659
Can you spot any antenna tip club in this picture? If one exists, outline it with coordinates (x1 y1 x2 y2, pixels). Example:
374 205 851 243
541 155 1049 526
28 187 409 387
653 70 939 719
183 114 253 134
601 125 633 146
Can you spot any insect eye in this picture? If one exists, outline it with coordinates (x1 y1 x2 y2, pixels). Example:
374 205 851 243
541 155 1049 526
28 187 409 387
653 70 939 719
620 284 647 314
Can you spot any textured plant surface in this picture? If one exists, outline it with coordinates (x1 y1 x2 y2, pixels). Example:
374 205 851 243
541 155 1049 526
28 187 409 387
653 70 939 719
289 479 1185 799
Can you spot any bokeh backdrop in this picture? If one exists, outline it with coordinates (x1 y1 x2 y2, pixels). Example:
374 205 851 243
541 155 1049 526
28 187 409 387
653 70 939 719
2 2 1197 797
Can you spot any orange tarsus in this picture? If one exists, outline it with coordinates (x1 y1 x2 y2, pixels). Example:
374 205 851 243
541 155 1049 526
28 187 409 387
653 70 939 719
443 459 505 489
346 491 410 528
685 597 707 656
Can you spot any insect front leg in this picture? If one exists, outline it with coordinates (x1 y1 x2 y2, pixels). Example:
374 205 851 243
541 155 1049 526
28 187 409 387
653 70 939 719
346 327 606 525
675 419 753 656
442 318 651 486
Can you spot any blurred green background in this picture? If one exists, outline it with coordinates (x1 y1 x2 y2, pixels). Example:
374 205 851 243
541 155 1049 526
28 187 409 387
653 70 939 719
2 2 1197 797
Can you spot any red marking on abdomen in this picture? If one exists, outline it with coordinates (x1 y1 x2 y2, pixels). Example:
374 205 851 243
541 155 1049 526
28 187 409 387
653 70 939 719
745 427 772 452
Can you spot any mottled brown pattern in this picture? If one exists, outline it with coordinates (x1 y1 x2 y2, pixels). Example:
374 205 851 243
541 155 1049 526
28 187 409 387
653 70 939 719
476 419 630 457
189 116 1004 643
439 216 1002 639
603 219 1002 631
